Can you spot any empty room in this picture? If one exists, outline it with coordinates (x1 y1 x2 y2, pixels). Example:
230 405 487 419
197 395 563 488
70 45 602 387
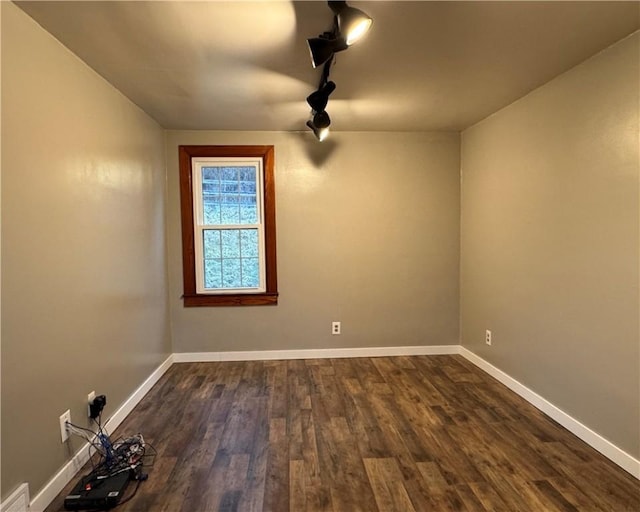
1 1 639 511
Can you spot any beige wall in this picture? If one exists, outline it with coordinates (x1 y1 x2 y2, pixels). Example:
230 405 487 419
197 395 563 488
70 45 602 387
1 2 171 500
166 131 461 353
460 32 639 458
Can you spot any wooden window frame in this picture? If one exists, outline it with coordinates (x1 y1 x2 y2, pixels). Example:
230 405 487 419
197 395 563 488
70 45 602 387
179 145 278 306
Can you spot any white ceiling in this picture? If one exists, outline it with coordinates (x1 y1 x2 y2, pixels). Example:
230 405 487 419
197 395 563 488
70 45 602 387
15 1 640 132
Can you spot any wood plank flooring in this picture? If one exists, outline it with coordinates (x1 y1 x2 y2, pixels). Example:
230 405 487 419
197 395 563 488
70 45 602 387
45 355 639 511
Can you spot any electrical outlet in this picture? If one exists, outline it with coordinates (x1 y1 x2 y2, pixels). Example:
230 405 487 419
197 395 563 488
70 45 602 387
59 410 71 443
332 321 341 335
486 329 492 346
88 391 96 417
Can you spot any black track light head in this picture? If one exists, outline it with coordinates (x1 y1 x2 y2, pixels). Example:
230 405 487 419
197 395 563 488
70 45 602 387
328 1 373 45
306 81 336 112
307 36 347 68
327 1 346 14
307 110 331 142
313 110 331 129
306 120 330 142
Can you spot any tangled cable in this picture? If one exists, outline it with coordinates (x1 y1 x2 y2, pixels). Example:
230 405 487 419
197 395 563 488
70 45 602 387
66 414 156 483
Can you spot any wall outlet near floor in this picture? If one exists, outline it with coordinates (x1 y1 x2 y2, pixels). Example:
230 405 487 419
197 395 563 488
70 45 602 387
485 329 492 346
88 391 96 417
59 410 71 443
332 321 341 335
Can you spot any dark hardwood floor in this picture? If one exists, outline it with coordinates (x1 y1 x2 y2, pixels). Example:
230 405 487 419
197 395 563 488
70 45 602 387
45 355 639 511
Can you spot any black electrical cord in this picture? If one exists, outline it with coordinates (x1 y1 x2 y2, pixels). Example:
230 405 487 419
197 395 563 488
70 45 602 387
71 412 155 478
66 421 96 436
65 406 155 509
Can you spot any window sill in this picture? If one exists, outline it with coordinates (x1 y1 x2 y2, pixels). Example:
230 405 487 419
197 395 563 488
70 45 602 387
182 292 278 307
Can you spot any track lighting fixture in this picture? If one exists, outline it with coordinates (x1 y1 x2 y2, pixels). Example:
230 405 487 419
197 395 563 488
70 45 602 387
305 1 372 141
306 81 336 113
307 1 373 68
307 36 347 69
313 110 331 130
328 1 373 46
306 84 333 143
306 119 330 142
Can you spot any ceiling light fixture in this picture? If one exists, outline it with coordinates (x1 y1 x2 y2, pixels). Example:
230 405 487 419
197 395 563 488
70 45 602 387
306 123 330 142
306 80 336 112
305 1 372 141
306 116 331 142
306 1 373 68
307 35 346 69
328 1 373 46
306 67 335 142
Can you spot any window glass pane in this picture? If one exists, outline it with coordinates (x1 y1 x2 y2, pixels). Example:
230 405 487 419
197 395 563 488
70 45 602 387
239 167 258 224
202 166 222 183
221 230 240 258
204 202 221 225
202 167 222 224
240 229 259 257
222 258 242 288
220 166 238 224
222 166 238 185
240 203 257 224
203 230 221 259
241 258 260 287
204 259 222 289
220 197 240 224
240 168 255 186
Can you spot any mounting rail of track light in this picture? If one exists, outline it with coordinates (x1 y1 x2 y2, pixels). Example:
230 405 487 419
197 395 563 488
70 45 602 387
305 1 373 141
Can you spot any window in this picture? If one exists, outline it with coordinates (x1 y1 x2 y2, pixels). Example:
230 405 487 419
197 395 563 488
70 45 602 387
179 145 277 306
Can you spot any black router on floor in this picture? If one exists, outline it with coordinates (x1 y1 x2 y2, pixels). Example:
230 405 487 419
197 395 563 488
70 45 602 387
63 395 151 510
63 470 133 511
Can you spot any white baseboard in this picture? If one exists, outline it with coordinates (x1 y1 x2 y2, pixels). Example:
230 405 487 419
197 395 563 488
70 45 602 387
28 355 174 512
458 347 640 479
0 483 29 512
102 354 174 430
172 344 459 363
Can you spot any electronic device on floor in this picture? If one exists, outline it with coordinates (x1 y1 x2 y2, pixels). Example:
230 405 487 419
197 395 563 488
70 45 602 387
62 394 154 510
63 469 132 511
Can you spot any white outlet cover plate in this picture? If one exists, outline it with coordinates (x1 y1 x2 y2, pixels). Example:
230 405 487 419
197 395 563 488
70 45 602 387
88 391 96 417
59 410 71 442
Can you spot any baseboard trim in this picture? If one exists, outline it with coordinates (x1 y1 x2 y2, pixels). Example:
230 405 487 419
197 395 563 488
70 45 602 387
28 354 174 512
458 347 640 479
102 354 174 430
172 345 459 363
